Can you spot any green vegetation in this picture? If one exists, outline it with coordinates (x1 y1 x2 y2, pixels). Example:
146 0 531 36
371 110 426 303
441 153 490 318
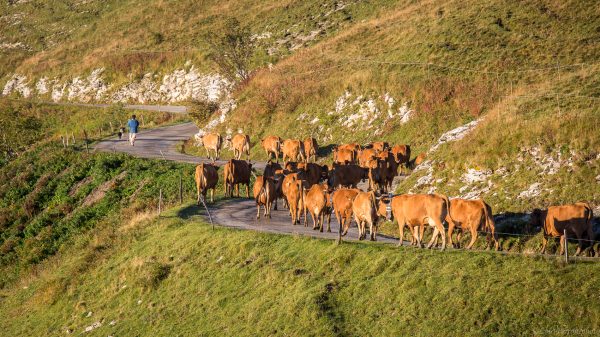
0 205 598 336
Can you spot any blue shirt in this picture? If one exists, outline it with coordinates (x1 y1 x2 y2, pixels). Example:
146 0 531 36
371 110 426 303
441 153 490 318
127 119 139 133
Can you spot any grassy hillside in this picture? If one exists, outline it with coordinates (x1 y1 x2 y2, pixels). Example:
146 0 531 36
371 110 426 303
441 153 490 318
0 204 599 336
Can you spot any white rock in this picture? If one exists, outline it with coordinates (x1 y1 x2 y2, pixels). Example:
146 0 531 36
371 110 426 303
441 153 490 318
84 321 101 332
429 119 482 153
518 183 542 199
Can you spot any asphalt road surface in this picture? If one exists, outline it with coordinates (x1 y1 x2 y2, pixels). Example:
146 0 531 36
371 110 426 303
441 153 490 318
95 121 403 244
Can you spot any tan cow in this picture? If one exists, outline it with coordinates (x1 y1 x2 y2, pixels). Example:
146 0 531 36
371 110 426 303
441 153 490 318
304 137 318 162
447 198 499 250
284 175 305 225
282 139 305 164
282 172 306 210
223 159 253 198
379 193 451 250
253 175 277 219
352 191 379 241
228 133 251 161
357 148 377 168
338 143 362 155
298 162 328 187
197 132 222 161
329 163 368 189
194 163 219 203
371 141 389 153
390 144 411 173
413 152 426 168
531 202 594 256
304 183 332 232
333 147 355 165
261 136 282 163
332 188 360 242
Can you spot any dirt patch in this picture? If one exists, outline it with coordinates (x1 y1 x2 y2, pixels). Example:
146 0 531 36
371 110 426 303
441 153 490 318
82 171 127 207
68 176 93 197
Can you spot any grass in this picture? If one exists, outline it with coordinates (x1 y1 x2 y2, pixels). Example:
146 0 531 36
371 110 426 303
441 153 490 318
0 203 598 336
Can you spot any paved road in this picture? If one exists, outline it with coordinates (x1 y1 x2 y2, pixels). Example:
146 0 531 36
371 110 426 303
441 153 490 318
95 121 402 243
95 122 267 169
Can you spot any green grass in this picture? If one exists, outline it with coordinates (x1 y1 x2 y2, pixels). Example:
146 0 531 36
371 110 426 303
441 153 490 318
0 203 598 336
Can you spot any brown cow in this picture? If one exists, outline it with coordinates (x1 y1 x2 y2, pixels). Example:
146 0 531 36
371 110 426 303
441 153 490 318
390 144 411 173
333 147 355 165
371 141 389 153
284 175 305 225
366 158 388 193
282 139 305 164
227 133 251 161
304 183 332 232
298 162 328 187
531 203 594 256
379 193 451 250
329 163 368 189
261 136 282 163
195 163 219 203
263 160 283 179
413 152 426 167
377 150 399 192
352 191 379 241
253 175 277 219
282 172 306 211
197 132 222 161
223 159 252 198
447 198 499 250
304 137 318 162
332 188 360 242
357 148 377 168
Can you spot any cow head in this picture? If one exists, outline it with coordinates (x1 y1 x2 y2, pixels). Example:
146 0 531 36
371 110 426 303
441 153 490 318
319 164 329 182
376 195 391 219
529 208 545 233
224 135 233 149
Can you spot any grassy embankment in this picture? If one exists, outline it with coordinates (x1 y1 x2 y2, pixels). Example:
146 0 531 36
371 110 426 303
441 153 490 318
0 203 599 336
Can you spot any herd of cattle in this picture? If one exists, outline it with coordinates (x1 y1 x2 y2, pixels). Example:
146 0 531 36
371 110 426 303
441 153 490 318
194 132 597 257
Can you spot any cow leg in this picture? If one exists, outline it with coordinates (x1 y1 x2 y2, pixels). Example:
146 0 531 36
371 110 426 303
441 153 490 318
326 211 331 232
311 211 317 230
256 204 260 219
466 225 478 250
246 183 250 198
397 220 405 247
319 212 325 232
426 227 439 249
196 186 201 206
575 232 584 256
274 197 278 211
210 189 214 203
540 236 548 254
559 234 566 256
447 220 456 248
369 221 376 241
456 231 462 249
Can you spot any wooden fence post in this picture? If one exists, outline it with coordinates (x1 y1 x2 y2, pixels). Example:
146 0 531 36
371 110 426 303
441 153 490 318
179 175 183 204
564 229 568 263
158 189 163 215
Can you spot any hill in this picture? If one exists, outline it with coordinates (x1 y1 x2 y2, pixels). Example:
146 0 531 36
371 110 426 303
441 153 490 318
1 204 599 336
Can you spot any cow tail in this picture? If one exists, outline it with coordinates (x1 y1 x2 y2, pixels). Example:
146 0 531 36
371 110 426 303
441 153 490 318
440 194 455 227
301 182 306 223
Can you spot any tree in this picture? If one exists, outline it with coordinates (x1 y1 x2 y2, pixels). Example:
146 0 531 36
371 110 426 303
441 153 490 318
205 17 254 83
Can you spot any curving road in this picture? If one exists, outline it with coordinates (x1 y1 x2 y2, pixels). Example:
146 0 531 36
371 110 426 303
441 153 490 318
95 121 402 244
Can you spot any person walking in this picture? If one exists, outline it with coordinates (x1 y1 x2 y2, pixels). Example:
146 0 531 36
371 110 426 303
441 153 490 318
127 115 140 146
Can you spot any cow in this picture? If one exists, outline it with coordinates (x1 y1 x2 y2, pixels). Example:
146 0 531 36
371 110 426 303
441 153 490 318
390 144 411 173
194 163 219 204
304 183 332 232
298 162 328 187
336 143 361 162
282 172 306 210
227 133 251 161
282 139 305 164
412 152 426 168
332 188 360 242
352 190 379 241
196 132 222 161
357 148 377 168
377 150 399 192
531 203 594 256
366 158 388 193
223 159 252 198
263 160 283 179
333 147 355 165
283 174 305 225
261 136 282 163
328 163 368 189
371 141 389 153
447 198 499 250
304 137 318 162
378 193 451 250
253 175 277 219
284 161 301 173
